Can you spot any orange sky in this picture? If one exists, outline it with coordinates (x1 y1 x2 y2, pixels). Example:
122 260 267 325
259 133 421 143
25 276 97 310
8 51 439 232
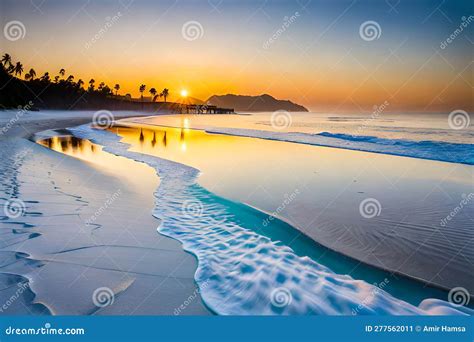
2 0 472 112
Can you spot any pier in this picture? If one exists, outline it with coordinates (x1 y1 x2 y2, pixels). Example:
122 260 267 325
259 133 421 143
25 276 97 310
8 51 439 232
183 104 234 114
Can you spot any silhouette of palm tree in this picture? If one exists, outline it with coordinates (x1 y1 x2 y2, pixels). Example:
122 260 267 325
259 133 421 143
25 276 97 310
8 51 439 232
54 75 59 83
114 84 120 96
139 84 146 101
161 88 169 102
13 62 23 76
28 68 36 80
66 75 74 83
24 73 31 81
77 79 84 89
1 53 11 67
59 68 65 78
150 87 157 101
40 72 50 83
88 79 95 91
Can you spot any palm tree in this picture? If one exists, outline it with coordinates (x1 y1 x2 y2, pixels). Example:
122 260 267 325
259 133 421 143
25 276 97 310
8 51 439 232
66 75 74 83
24 73 31 81
59 68 65 78
139 84 146 101
98 82 105 91
77 79 84 89
28 68 36 80
13 62 23 76
149 87 157 101
114 84 120 96
88 79 95 91
161 88 169 102
1 53 11 67
54 75 59 83
40 72 50 82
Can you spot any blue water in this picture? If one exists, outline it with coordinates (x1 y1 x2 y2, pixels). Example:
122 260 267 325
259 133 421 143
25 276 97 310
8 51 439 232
69 124 472 315
203 128 474 165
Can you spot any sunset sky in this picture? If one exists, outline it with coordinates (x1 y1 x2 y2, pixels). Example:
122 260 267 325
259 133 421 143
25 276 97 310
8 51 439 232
1 0 472 112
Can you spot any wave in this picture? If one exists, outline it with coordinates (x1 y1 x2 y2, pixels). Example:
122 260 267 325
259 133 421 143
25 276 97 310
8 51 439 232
69 124 472 315
199 128 473 165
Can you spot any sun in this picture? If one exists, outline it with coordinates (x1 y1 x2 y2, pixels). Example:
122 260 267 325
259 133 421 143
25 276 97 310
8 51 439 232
180 89 188 97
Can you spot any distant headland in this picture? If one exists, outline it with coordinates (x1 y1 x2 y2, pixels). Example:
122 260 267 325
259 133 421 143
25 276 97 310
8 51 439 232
206 94 308 112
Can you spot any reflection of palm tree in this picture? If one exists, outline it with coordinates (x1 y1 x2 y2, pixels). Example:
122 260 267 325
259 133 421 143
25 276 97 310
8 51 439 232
139 128 144 143
13 62 23 76
151 131 156 147
161 88 169 102
162 131 167 147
